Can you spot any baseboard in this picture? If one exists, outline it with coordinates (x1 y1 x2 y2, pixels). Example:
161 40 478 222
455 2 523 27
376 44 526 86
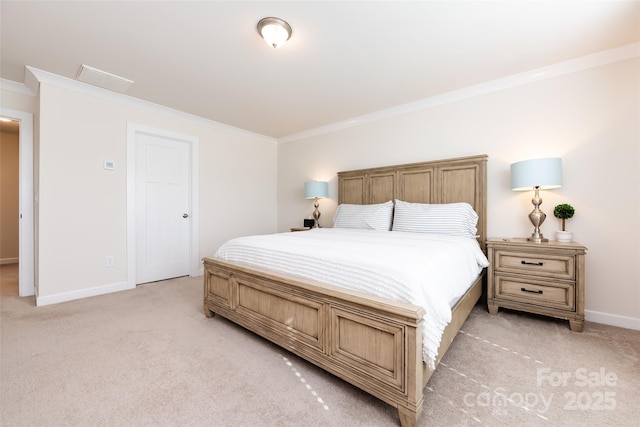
36 281 134 307
0 257 19 265
585 309 640 331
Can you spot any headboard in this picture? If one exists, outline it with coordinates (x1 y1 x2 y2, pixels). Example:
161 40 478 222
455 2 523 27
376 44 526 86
337 154 488 248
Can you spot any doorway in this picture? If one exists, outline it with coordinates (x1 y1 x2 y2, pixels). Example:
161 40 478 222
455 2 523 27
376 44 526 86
126 124 199 287
0 119 19 296
0 109 34 298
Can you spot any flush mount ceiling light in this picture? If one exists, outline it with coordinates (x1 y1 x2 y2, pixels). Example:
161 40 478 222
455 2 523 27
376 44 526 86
257 17 292 48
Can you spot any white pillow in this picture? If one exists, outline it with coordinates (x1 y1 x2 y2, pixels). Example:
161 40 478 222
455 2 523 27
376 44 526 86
333 200 393 231
392 200 478 238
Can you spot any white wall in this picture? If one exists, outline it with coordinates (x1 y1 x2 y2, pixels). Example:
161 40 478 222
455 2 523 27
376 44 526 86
31 80 278 301
277 58 640 328
0 84 37 113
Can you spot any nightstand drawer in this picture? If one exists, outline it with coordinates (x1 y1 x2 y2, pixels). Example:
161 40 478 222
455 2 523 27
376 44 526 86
494 250 575 280
494 275 575 311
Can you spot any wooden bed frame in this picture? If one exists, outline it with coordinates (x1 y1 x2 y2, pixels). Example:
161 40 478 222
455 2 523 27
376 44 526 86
203 155 487 427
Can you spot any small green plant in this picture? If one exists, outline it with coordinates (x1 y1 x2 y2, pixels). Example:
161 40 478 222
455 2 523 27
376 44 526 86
553 204 575 231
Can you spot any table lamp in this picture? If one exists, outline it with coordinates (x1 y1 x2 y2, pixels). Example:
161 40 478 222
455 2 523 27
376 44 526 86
304 181 328 228
510 157 563 243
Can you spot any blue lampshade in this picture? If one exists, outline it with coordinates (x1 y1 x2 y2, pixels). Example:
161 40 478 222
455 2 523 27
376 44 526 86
511 158 563 191
304 181 328 199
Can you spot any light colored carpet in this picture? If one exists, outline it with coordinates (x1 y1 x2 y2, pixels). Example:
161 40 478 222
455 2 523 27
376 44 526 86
1 263 638 426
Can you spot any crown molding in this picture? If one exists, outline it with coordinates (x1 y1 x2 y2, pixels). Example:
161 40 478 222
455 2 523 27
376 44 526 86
9 41 638 145
23 66 277 145
278 41 640 144
0 78 35 96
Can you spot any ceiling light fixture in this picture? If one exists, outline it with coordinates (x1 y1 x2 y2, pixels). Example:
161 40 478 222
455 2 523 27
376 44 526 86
257 17 292 48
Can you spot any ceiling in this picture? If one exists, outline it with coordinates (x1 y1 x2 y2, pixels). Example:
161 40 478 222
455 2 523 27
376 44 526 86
1 1 639 139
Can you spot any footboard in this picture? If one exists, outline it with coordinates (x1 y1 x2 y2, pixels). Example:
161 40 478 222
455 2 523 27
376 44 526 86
203 257 427 427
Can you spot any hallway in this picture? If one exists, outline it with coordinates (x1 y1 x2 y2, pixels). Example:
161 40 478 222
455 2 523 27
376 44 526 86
0 263 18 297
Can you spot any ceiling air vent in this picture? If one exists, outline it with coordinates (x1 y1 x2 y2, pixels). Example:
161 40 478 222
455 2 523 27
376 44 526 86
76 64 134 93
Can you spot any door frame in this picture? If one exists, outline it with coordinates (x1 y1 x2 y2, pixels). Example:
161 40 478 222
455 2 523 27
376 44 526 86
126 123 199 287
1 108 35 297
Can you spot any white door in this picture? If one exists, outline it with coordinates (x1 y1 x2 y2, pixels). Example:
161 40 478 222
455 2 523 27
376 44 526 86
135 133 191 284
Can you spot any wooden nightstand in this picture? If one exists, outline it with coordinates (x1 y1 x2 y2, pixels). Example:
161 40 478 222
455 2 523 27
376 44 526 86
486 238 587 332
290 227 312 232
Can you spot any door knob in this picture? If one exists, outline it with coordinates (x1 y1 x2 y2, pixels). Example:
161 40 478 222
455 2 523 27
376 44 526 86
183 213 189 218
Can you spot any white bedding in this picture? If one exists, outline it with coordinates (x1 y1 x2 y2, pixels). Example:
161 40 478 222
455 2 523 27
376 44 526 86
214 228 489 368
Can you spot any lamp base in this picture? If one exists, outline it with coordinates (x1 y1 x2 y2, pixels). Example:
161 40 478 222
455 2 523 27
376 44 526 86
527 186 547 244
312 198 321 228
527 234 549 244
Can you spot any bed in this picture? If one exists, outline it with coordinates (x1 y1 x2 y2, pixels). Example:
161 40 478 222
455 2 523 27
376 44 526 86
202 154 488 427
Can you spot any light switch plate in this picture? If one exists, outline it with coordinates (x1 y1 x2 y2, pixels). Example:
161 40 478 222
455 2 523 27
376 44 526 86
103 160 115 170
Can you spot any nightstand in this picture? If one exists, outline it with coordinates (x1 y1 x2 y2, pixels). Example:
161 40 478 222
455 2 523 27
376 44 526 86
486 238 587 332
290 227 312 232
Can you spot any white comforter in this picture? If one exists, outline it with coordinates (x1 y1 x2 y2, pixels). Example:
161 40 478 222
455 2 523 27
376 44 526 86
214 228 489 368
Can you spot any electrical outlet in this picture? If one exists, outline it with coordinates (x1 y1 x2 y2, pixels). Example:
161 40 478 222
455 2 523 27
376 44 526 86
106 256 114 268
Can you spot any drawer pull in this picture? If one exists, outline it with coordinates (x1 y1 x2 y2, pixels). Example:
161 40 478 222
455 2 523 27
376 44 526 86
521 260 544 266
521 287 543 294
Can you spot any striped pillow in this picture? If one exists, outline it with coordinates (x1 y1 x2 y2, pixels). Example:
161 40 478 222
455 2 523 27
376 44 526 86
391 200 478 238
333 201 394 231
